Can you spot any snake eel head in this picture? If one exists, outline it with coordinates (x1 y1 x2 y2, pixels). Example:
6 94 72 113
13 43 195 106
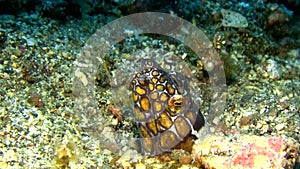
129 59 205 156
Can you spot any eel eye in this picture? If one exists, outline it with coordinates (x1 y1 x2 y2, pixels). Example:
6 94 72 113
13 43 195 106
168 94 183 112
174 101 181 106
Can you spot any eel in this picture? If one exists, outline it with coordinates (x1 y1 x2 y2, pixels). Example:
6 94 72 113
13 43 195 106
129 58 205 155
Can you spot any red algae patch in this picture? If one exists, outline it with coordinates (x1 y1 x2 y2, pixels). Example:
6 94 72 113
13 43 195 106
193 134 299 169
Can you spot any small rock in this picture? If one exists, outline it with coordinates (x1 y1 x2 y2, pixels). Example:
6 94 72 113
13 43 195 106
0 31 7 44
275 123 285 131
221 9 248 28
26 38 37 46
48 50 55 56
3 149 18 162
75 70 88 86
267 4 292 26
179 155 193 165
135 163 146 169
119 160 131 169
256 59 281 80
268 11 289 26
28 94 43 107
158 154 172 162
286 49 299 58
239 116 252 127
265 59 281 80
